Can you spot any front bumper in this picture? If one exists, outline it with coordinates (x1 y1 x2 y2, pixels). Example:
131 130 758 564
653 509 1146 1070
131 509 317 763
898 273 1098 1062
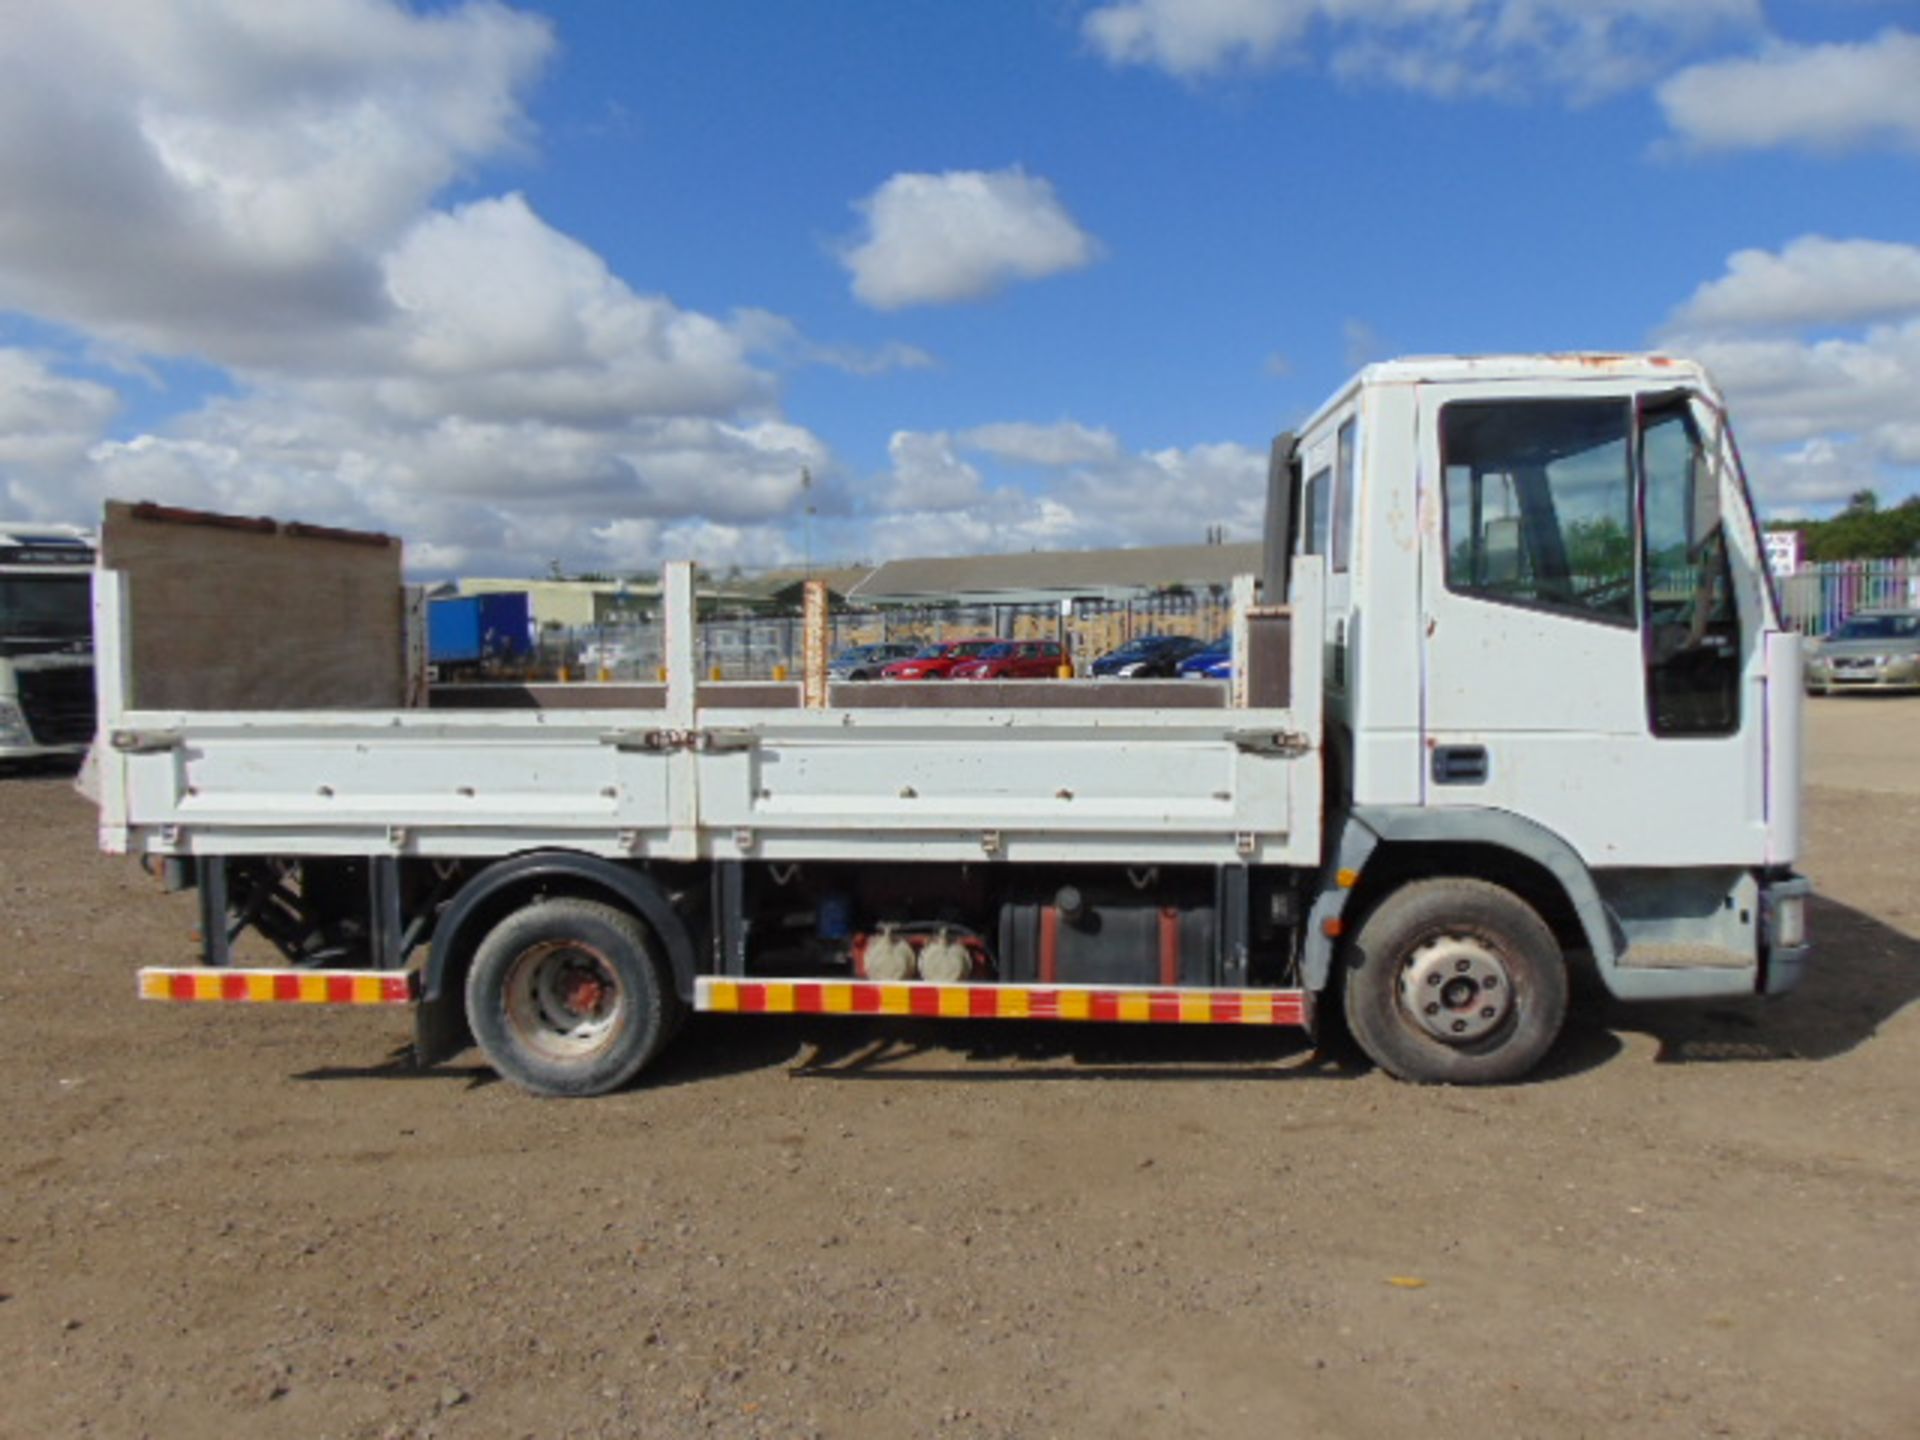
1807 657 1920 691
0 700 89 760
1759 871 1813 995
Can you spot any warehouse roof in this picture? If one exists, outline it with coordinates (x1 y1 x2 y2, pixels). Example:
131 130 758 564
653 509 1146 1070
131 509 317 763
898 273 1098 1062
848 542 1263 605
725 565 877 607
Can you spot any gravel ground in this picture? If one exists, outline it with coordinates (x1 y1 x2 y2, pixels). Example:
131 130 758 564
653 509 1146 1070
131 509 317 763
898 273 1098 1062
2 698 1916 1439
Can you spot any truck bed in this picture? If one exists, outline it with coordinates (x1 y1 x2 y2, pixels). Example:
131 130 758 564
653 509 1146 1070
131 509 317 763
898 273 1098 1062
101 699 1318 867
91 506 1324 871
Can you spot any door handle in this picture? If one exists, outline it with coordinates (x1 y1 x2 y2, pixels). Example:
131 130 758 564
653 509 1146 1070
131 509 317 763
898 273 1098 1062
1432 745 1489 785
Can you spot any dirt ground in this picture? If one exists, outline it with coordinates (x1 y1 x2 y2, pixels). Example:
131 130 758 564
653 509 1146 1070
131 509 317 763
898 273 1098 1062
2 701 1917 1440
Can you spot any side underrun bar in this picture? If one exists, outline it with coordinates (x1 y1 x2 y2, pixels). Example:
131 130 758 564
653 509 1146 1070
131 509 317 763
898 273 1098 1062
139 967 415 1004
698 978 1309 1026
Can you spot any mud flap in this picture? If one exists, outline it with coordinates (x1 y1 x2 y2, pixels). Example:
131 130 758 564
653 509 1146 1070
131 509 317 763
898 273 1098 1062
413 988 472 1068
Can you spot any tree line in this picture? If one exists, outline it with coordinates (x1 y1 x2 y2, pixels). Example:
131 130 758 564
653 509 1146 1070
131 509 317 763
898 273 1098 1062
1769 491 1920 563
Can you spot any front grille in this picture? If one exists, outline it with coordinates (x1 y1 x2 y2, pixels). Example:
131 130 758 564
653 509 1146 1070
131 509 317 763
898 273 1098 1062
17 665 95 746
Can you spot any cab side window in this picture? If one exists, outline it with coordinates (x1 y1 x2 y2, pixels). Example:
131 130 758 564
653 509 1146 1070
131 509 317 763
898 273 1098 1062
1441 400 1634 627
1302 468 1332 557
1331 418 1356 574
1641 399 1740 735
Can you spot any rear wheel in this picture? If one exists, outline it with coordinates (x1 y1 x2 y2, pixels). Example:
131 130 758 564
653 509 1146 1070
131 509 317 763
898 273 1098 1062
466 897 679 1097
1342 878 1567 1085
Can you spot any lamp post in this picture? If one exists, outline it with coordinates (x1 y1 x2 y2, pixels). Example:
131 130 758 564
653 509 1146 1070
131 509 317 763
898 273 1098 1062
802 466 815 580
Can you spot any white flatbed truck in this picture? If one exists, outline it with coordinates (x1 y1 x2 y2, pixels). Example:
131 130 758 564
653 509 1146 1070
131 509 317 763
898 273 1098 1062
94 355 1811 1095
1 521 97 762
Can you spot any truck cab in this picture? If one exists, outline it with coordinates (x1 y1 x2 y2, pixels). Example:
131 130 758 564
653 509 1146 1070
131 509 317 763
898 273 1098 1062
0 522 97 761
1276 356 1805 1052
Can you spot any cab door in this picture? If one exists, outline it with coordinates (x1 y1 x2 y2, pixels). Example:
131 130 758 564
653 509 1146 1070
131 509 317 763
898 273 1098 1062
1417 383 1766 866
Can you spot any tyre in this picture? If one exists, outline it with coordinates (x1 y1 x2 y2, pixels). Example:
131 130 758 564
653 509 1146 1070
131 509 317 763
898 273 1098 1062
465 897 679 1097
1341 878 1567 1085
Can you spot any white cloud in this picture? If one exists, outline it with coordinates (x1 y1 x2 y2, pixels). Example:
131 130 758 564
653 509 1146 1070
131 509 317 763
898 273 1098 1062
0 0 554 367
377 194 773 422
0 351 120 461
840 168 1100 310
1083 0 1313 77
1661 235 1920 511
1083 0 1761 99
883 432 985 513
1671 237 1920 334
1759 436 1887 510
961 421 1121 467
730 309 937 376
65 394 829 576
871 425 1265 557
0 349 122 514
0 1 899 576
1679 328 1920 448
1883 423 1920 469
1657 30 1920 155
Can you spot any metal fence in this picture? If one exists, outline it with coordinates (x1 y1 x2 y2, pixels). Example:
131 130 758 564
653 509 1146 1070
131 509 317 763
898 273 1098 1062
1776 559 1920 638
450 561 1920 683
513 590 1239 682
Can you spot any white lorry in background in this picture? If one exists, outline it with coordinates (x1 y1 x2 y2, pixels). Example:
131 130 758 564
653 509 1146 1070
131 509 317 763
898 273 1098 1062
91 355 1811 1096
1 521 97 762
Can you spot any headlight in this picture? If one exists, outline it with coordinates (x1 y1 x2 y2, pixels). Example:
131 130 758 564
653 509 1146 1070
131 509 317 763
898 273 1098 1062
0 701 29 745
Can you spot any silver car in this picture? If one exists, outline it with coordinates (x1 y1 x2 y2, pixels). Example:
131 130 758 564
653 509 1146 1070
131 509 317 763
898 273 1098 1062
827 642 918 681
1805 607 1920 694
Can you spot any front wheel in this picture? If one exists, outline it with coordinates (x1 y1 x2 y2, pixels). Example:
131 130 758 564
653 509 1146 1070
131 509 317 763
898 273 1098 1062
1341 878 1567 1085
466 897 679 1097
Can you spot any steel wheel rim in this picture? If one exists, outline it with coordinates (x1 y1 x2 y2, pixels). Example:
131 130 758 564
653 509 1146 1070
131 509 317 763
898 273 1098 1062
1396 932 1515 1045
503 939 625 1060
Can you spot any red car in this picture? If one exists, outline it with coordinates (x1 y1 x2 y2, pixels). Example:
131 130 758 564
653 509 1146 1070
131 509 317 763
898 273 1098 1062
949 640 1065 680
880 639 999 679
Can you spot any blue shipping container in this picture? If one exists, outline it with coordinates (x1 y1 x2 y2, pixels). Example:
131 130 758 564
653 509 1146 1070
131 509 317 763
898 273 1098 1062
428 593 531 665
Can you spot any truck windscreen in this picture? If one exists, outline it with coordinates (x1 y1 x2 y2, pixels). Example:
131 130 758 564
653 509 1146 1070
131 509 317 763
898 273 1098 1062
0 573 92 643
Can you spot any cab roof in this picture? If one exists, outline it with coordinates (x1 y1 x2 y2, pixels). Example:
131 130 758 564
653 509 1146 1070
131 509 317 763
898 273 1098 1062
1300 352 1714 436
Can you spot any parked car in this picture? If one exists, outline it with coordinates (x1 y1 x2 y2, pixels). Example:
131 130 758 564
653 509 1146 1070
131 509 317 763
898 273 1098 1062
1805 607 1920 694
1089 633 1207 678
949 640 1066 680
880 639 999 680
828 642 918 680
1177 634 1232 679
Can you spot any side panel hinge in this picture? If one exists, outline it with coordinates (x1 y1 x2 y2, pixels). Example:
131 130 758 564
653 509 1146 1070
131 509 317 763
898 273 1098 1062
111 729 182 755
602 728 757 755
1231 729 1314 758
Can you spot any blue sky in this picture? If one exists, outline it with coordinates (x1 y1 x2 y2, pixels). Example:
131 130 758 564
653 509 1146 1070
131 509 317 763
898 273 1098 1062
0 1 1916 575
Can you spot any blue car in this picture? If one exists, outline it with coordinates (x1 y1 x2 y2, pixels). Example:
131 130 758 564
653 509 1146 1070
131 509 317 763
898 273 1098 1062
1177 634 1232 679
1089 633 1207 677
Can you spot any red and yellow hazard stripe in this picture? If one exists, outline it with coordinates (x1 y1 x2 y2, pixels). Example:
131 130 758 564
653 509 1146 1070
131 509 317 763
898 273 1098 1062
137 967 415 1005
697 977 1308 1027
